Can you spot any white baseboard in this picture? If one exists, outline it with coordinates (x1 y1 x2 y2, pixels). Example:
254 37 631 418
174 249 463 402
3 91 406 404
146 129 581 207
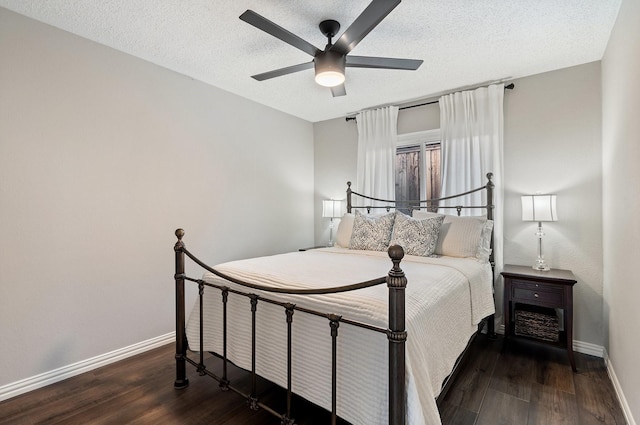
0 332 175 403
572 340 605 358
605 350 637 425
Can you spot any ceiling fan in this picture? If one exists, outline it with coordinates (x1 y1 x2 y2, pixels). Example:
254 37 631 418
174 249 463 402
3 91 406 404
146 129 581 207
239 0 423 97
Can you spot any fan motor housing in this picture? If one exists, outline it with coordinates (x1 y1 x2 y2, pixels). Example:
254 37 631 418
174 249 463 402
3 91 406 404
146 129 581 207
314 51 346 87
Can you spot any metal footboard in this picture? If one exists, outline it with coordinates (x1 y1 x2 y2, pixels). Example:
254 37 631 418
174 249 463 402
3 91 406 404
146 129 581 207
174 229 407 425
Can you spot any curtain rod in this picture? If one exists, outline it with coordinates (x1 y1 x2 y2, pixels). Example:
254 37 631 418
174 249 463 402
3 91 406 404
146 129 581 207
345 83 515 122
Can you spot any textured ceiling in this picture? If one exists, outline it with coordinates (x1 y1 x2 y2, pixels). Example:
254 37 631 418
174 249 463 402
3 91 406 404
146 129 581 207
0 0 622 122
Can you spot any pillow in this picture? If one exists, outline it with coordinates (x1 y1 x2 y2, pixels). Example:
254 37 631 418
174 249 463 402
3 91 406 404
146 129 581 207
476 219 494 262
335 211 393 248
412 210 493 261
390 212 444 256
335 213 354 248
349 210 395 251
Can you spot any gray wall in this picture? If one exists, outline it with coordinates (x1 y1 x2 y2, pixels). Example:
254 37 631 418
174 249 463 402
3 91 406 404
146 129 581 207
602 0 640 421
503 62 603 349
0 8 314 387
313 62 604 349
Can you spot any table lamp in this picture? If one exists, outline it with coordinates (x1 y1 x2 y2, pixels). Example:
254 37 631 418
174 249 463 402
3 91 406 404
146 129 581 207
322 199 343 247
521 194 558 271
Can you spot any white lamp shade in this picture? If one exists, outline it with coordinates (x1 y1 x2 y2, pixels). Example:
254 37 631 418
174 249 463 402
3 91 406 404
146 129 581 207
521 194 558 222
322 199 343 218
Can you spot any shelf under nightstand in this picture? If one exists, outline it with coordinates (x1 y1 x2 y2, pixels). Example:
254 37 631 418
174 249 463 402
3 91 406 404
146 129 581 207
501 264 577 372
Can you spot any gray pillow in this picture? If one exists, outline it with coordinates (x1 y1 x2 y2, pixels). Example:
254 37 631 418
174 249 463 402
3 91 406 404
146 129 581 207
349 210 395 251
390 212 444 256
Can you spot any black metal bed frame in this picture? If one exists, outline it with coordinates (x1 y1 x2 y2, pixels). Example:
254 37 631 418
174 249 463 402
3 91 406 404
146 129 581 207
173 173 495 425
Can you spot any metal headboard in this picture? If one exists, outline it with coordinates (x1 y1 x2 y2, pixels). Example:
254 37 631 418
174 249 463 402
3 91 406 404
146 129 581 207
346 172 495 269
346 172 494 221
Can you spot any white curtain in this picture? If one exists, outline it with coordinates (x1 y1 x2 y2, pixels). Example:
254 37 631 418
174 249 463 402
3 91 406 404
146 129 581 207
439 83 504 312
356 106 399 202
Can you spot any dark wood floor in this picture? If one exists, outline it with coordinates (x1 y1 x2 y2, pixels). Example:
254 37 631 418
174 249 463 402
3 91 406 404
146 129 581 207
0 335 626 425
438 336 626 425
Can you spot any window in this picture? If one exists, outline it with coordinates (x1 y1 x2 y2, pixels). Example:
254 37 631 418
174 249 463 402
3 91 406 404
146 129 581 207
395 130 441 214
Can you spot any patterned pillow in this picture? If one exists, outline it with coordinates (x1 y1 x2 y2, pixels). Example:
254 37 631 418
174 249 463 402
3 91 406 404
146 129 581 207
390 212 445 256
349 210 396 251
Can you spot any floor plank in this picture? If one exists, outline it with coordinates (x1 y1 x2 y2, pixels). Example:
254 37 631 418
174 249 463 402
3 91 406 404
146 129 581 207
574 369 627 425
440 335 500 413
487 343 536 401
475 388 530 425
536 360 576 395
438 400 477 425
527 382 579 425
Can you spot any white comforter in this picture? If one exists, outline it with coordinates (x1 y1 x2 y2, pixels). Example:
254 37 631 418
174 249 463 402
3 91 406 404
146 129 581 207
185 247 494 425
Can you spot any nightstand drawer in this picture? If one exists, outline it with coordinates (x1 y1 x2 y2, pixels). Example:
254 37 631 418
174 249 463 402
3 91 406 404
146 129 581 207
512 281 563 307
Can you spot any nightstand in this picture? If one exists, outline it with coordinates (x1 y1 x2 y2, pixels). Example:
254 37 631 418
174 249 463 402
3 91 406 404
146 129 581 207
502 264 577 372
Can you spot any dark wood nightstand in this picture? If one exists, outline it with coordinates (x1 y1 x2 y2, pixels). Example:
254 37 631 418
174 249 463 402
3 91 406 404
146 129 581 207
502 264 577 372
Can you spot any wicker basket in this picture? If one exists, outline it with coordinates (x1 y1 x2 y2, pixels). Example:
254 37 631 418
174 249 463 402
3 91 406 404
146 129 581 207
514 305 559 342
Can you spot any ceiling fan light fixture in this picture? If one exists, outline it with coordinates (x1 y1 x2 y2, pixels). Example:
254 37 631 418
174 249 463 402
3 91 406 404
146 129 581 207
314 51 346 87
315 70 345 87
241 2 422 96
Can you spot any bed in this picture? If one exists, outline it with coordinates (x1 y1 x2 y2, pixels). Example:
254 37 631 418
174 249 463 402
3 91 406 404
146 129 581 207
173 173 496 425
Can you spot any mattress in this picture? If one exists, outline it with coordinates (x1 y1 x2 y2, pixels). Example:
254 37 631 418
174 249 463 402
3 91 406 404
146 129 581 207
185 247 494 425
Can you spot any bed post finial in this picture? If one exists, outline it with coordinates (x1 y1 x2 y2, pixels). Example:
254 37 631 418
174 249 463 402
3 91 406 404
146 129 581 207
175 228 185 242
346 181 353 213
485 173 494 221
387 244 406 425
388 244 404 268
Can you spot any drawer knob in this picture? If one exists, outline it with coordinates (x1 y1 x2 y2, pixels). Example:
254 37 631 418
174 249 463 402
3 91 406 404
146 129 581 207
534 293 539 298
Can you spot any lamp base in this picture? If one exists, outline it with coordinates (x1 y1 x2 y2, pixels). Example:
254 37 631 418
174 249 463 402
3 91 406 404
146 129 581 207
533 223 551 271
328 219 335 247
533 258 550 271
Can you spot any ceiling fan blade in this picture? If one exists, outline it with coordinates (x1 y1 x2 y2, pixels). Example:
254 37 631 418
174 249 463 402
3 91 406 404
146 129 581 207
346 56 423 70
251 62 315 81
240 10 321 57
330 84 346 97
330 0 401 55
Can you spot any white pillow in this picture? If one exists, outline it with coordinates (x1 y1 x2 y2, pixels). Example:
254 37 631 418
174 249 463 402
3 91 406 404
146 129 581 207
476 219 494 262
412 211 493 261
349 210 396 251
335 213 354 248
390 212 444 256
